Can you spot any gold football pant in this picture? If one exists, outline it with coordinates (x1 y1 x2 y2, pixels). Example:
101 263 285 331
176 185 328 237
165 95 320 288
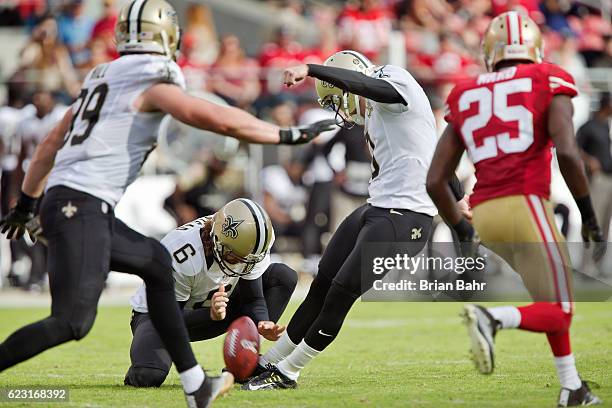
472 194 573 312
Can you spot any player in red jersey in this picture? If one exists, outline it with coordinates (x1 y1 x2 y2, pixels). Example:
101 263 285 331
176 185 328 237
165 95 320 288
426 11 605 407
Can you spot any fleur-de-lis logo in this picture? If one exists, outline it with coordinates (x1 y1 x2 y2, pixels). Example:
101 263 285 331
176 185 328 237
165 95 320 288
61 202 78 219
221 215 244 239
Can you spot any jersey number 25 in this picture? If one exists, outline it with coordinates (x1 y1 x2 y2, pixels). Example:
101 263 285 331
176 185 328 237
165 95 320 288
459 78 533 164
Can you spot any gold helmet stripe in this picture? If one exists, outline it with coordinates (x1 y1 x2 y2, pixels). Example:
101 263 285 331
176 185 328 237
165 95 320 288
128 0 147 43
238 199 263 256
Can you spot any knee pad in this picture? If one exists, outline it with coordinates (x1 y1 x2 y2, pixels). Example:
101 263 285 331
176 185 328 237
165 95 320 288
124 366 168 388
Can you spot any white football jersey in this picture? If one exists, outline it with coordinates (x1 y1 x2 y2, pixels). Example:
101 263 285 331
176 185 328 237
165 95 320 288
46 54 186 206
130 216 273 313
364 65 438 216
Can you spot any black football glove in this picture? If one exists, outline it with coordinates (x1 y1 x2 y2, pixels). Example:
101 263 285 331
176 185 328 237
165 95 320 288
279 119 337 145
576 196 606 262
453 218 481 260
581 216 606 262
0 192 37 241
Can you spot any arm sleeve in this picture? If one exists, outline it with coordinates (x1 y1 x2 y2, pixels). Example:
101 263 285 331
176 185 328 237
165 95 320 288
237 277 269 324
307 64 406 105
449 173 464 201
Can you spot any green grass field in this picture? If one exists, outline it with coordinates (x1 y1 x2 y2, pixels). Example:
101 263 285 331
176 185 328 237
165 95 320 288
0 302 610 408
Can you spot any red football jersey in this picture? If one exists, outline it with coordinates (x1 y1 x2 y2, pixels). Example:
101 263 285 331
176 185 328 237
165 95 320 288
444 63 578 207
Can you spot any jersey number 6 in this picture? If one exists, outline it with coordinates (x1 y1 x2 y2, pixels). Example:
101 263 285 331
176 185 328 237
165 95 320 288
459 78 534 164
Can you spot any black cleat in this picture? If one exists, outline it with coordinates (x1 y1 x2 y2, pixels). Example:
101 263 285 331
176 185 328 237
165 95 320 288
241 364 297 391
185 372 234 408
223 362 268 384
461 304 499 375
558 381 602 407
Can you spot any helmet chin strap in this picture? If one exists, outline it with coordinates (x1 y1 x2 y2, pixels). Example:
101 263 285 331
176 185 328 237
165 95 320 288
351 93 365 125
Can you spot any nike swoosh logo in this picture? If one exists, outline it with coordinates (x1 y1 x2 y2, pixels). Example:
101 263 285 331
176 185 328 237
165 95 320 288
318 329 333 337
246 382 272 391
390 209 403 215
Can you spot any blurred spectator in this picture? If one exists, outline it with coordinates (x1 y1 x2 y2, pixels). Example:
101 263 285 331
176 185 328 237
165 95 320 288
540 0 573 35
16 90 68 171
577 92 612 241
259 26 305 95
57 0 94 67
165 156 230 224
413 33 479 85
338 0 391 62
16 16 79 101
326 125 371 231
182 3 218 66
268 96 297 127
210 35 261 108
491 0 542 22
298 106 340 274
551 34 591 127
177 34 209 92
80 37 114 71
592 35 612 68
261 157 308 241
91 0 119 61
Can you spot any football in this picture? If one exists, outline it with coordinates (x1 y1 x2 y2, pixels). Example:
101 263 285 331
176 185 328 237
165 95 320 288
223 316 260 381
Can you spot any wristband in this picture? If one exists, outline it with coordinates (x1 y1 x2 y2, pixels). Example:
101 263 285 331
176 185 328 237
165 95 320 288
16 192 38 214
278 128 300 145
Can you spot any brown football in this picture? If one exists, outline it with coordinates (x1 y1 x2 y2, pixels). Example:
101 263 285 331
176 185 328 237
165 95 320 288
223 316 260 381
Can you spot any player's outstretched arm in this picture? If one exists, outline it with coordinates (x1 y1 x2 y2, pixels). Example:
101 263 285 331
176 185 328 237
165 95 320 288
141 84 336 145
283 64 405 104
549 95 605 258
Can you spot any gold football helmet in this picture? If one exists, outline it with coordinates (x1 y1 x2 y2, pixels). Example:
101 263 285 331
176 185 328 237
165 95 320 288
483 11 543 71
115 0 181 59
315 50 374 126
211 199 274 277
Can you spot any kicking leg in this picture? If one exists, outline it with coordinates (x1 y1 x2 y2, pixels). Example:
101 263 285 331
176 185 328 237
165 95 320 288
246 207 431 388
260 205 367 366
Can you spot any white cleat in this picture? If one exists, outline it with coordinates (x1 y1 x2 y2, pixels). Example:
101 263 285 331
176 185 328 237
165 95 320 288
461 304 498 375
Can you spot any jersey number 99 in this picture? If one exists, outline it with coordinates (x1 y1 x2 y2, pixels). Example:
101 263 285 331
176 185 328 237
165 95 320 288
64 83 109 147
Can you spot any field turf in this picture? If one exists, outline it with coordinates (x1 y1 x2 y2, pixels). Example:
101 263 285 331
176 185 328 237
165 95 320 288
0 302 610 407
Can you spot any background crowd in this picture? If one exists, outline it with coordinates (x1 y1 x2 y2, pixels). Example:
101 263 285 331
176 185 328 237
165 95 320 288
0 0 610 290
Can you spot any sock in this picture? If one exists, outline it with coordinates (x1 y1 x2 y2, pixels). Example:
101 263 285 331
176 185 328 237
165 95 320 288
488 306 521 329
179 365 205 394
260 332 297 366
517 303 571 333
276 340 320 381
547 330 572 358
554 354 581 390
